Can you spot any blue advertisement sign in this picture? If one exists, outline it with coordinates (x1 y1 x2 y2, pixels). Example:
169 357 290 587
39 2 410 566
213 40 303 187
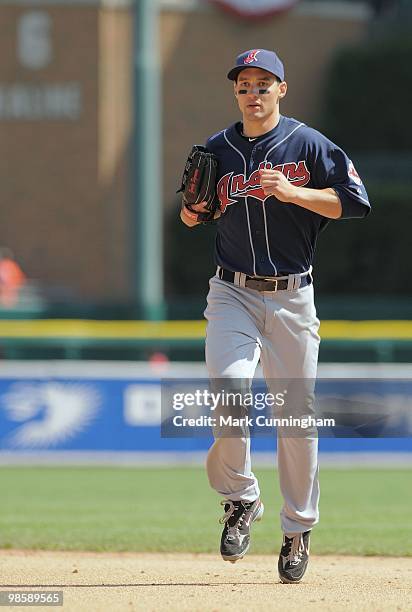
0 363 411 456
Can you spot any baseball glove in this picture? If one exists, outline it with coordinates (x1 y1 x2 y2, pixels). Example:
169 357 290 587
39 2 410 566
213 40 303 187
177 145 220 223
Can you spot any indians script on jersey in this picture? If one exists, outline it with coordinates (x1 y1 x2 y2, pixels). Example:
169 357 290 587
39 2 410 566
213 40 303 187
217 160 310 211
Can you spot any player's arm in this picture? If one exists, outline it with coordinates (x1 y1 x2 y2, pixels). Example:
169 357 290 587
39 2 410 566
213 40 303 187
260 170 342 219
282 184 342 219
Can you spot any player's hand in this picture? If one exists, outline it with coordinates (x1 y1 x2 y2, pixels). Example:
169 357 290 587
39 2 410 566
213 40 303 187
187 201 210 213
259 169 297 203
181 202 221 224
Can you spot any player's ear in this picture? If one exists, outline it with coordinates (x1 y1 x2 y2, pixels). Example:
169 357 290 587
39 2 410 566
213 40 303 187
233 81 238 98
278 81 287 98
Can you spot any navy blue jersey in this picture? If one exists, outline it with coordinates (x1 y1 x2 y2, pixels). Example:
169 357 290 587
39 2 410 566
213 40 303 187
206 116 370 277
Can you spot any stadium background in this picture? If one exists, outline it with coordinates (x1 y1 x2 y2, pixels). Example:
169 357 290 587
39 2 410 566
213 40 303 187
0 2 411 606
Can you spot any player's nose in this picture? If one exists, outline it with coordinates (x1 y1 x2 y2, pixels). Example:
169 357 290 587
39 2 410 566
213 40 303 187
246 92 260 103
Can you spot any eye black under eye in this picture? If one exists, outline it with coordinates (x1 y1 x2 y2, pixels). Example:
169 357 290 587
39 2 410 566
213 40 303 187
238 88 270 95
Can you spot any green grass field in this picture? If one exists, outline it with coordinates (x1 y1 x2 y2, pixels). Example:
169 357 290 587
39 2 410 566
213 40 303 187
1 467 411 556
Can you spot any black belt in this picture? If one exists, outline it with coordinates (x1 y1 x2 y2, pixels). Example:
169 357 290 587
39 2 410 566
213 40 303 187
218 268 312 292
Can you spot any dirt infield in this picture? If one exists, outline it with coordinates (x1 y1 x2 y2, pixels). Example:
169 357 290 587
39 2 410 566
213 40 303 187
0 550 411 611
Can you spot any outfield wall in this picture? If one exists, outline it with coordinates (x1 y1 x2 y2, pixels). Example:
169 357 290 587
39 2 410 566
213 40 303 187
0 361 411 465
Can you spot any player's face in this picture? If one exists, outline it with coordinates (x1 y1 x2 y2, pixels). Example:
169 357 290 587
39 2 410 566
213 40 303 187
234 68 286 122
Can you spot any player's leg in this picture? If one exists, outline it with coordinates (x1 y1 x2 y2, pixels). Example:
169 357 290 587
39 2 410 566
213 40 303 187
204 275 264 562
260 282 320 581
204 275 263 501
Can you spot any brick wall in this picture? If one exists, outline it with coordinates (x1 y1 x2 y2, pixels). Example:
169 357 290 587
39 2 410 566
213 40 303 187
0 2 133 301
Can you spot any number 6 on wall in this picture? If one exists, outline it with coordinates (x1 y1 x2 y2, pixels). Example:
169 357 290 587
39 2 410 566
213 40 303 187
17 10 52 70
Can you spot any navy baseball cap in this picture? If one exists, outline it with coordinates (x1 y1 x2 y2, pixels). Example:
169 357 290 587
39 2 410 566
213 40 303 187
227 49 285 82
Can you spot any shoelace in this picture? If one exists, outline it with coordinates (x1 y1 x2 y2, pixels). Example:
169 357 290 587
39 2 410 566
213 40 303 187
285 533 305 566
219 500 251 540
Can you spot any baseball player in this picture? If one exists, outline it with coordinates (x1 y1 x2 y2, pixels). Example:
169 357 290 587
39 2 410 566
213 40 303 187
179 49 370 583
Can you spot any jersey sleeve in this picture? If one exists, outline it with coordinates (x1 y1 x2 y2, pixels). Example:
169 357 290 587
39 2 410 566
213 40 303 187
309 134 371 220
205 129 225 154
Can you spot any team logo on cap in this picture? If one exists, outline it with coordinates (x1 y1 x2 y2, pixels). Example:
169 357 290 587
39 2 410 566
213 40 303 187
244 50 261 65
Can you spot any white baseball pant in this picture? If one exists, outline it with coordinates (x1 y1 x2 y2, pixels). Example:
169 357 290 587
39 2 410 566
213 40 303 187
204 273 320 535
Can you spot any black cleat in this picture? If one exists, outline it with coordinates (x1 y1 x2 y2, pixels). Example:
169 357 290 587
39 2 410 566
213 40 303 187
219 498 264 563
278 530 311 583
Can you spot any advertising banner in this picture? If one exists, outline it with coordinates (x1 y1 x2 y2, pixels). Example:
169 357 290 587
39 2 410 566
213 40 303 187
0 363 411 460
